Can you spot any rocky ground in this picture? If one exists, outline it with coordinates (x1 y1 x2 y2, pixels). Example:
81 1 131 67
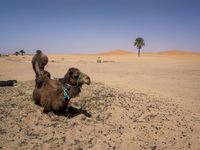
0 81 199 150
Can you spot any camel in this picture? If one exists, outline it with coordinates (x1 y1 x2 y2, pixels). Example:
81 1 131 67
32 50 48 77
32 51 91 113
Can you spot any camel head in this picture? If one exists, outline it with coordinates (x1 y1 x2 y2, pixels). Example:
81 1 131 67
62 68 91 87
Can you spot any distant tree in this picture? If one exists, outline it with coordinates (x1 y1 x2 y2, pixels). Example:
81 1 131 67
134 37 145 57
20 50 25 56
14 51 20 56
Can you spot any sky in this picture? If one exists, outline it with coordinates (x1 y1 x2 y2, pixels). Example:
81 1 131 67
0 0 200 54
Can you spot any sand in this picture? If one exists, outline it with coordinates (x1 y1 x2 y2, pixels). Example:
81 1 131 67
0 51 200 149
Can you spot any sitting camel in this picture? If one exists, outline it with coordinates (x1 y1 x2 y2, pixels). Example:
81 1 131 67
32 50 91 113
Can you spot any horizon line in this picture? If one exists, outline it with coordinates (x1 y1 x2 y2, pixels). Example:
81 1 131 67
1 49 200 55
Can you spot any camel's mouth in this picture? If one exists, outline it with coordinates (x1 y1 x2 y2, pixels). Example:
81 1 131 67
84 79 91 85
79 73 91 85
83 76 91 85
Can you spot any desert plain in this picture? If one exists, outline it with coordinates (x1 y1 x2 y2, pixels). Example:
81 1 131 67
0 50 200 149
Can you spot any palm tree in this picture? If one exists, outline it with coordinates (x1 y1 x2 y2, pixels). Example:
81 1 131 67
134 37 145 57
19 50 25 56
14 51 20 56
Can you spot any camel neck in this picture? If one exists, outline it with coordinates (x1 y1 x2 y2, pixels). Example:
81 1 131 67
63 84 80 99
62 86 70 100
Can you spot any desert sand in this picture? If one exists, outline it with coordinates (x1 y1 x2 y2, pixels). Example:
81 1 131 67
0 50 200 149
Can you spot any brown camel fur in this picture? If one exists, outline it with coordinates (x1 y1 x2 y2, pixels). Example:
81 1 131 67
32 51 91 113
32 50 48 77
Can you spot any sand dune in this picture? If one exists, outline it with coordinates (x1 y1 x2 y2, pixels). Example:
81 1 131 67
96 49 133 55
0 53 200 149
96 49 200 56
157 50 200 55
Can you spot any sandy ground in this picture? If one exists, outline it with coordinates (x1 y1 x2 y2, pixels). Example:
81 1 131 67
0 53 200 149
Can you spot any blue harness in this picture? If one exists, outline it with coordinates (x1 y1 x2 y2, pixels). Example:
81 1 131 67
62 86 70 100
62 73 82 101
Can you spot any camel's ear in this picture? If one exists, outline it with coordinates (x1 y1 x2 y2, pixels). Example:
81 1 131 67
62 68 78 84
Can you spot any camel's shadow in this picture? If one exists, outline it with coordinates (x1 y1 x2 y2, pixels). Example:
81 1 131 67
55 106 92 119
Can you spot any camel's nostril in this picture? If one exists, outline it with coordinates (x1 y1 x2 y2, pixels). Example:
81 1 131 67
80 73 91 85
85 77 91 85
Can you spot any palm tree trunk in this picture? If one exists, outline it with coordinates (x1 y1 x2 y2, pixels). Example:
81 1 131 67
138 48 140 57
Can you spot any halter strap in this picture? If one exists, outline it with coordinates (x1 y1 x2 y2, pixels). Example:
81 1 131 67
76 73 82 88
62 85 70 100
77 73 82 87
62 72 82 100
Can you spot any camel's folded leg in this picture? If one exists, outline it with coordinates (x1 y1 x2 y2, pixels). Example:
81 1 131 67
43 106 51 113
42 100 51 113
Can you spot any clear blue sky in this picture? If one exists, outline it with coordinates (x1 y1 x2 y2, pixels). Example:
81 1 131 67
0 0 200 54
